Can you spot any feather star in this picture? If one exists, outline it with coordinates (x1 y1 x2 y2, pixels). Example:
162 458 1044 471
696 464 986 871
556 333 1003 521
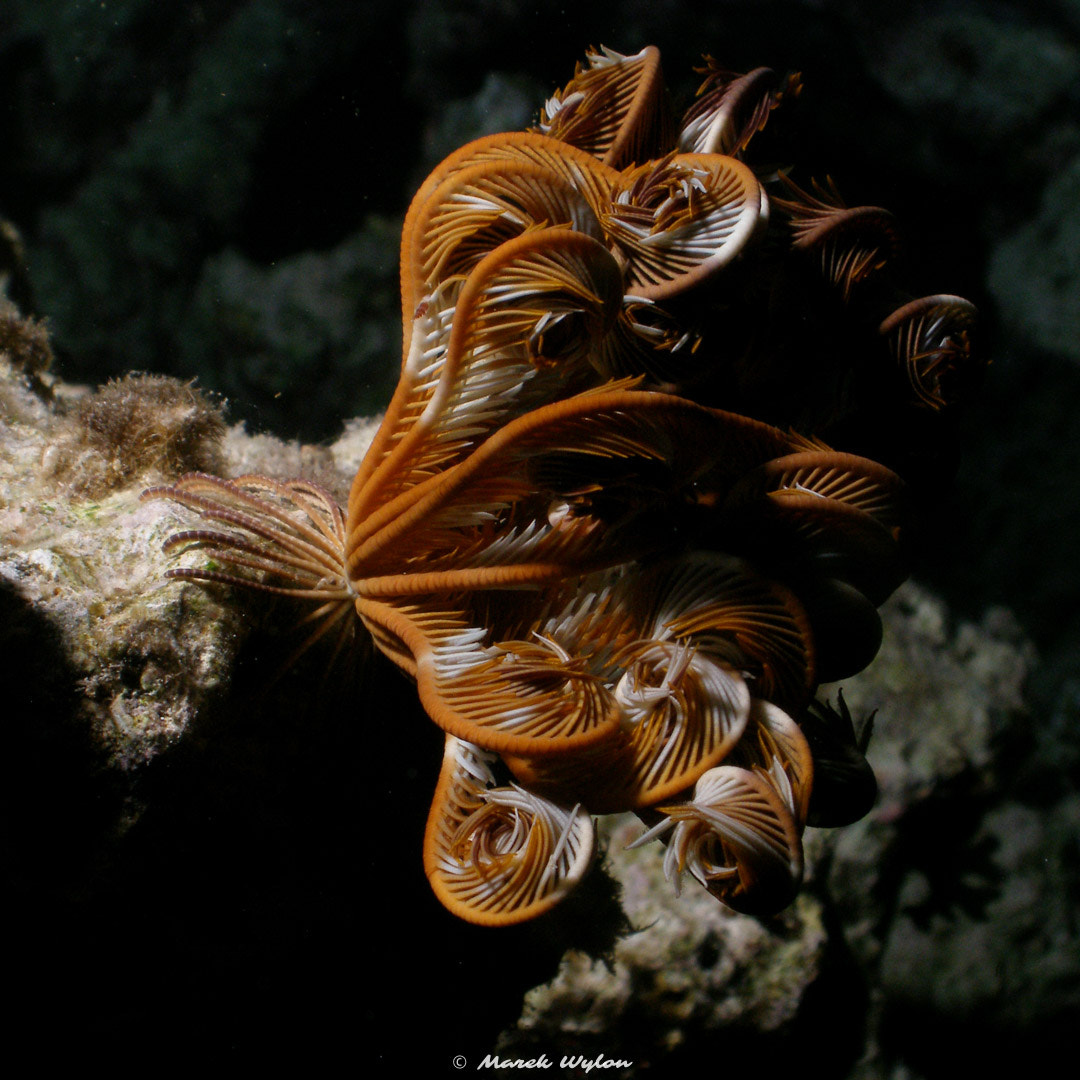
144 46 981 925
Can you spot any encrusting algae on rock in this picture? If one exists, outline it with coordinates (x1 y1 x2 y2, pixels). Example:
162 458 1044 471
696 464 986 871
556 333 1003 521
1 304 248 770
143 46 983 926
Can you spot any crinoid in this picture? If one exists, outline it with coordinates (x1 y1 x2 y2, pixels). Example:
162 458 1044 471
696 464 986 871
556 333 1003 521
145 46 981 925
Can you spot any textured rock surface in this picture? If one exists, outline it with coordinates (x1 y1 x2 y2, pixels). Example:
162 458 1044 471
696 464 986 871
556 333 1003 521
503 819 826 1067
1 364 233 770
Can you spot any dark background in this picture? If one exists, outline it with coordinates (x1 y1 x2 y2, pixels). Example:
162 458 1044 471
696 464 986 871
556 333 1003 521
2 0 1078 1073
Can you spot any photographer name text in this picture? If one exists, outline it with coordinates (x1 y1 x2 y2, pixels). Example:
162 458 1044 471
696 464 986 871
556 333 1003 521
475 1053 632 1072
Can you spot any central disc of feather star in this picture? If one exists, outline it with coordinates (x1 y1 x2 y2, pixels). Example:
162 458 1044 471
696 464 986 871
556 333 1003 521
147 45 980 925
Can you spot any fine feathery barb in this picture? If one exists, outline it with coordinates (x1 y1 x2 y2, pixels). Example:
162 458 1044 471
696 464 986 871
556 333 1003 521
143 473 355 666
